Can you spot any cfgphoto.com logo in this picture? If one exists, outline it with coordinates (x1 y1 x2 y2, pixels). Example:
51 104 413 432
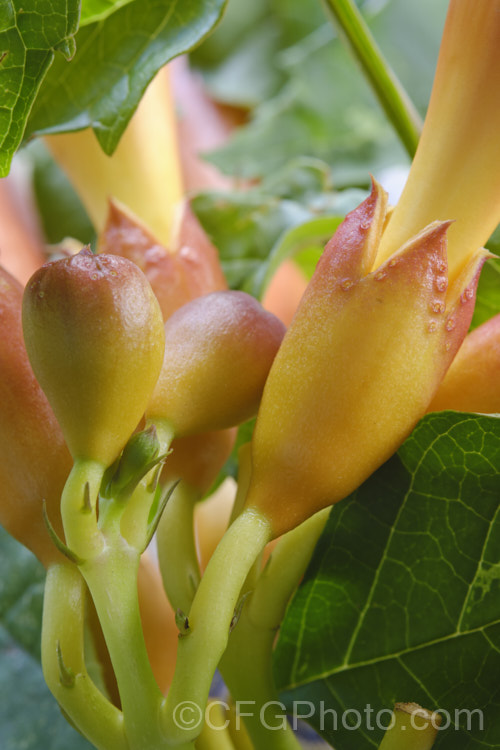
172 700 484 733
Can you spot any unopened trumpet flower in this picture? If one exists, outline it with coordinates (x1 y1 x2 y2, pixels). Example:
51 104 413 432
245 182 487 536
23 249 165 468
245 0 500 537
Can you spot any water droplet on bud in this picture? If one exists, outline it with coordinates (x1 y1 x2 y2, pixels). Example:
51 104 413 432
428 321 437 333
445 318 456 332
340 279 354 291
374 271 386 281
435 277 447 292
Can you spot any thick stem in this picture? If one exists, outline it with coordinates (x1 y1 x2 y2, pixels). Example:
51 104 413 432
41 562 127 750
161 508 273 745
322 0 422 158
61 458 106 560
220 509 330 750
82 545 166 750
157 482 201 615
377 703 441 749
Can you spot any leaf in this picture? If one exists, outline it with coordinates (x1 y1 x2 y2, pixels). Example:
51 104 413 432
0 527 93 749
192 158 365 297
472 254 500 331
80 0 135 27
25 0 228 156
28 141 95 245
0 0 80 176
274 412 500 750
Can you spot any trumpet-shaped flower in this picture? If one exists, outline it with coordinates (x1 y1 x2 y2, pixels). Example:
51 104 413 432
244 182 487 537
377 0 500 280
243 0 500 538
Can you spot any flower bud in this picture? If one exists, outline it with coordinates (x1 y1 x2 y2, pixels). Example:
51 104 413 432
146 291 286 436
161 429 237 495
23 249 165 466
99 200 226 321
428 312 500 414
0 267 71 566
245 182 487 537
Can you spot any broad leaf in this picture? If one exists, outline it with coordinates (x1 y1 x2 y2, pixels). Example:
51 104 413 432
0 0 80 176
274 412 500 749
0 527 93 749
26 0 228 155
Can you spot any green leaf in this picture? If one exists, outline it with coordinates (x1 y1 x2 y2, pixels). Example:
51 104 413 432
80 0 135 26
274 411 500 749
0 527 93 749
0 0 80 176
472 258 500 331
25 0 228 155
192 158 365 297
28 141 95 245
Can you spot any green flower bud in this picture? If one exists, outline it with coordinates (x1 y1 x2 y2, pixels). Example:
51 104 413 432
23 249 165 466
146 291 285 436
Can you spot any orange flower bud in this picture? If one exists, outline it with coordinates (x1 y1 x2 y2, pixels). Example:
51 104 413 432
99 200 226 321
23 249 165 466
161 429 237 495
245 182 487 537
428 313 500 414
146 291 286 436
0 267 71 566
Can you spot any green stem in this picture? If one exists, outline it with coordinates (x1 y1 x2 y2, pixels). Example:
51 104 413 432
41 562 127 750
61 458 106 560
161 508 273 745
322 0 422 158
82 545 165 750
220 509 330 750
377 703 440 749
157 482 201 615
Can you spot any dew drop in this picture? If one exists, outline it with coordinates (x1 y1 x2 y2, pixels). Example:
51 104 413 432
428 321 437 333
435 277 447 292
437 261 446 273
38 291 45 299
110 270 117 277
388 258 399 268
340 279 354 291
445 318 456 332
91 273 99 281
445 341 452 351
374 270 386 281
